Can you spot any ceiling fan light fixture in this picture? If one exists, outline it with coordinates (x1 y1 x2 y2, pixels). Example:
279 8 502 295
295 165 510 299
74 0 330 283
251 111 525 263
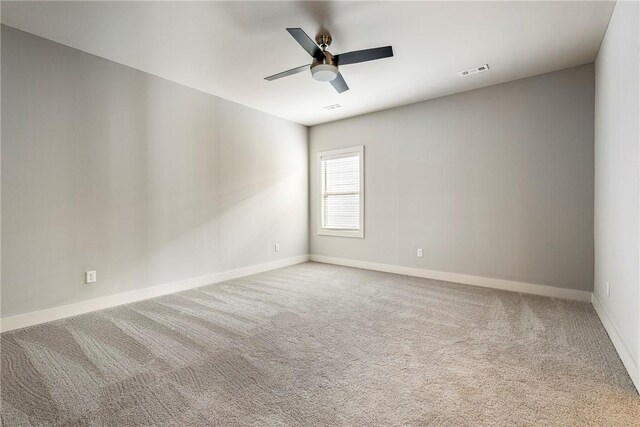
311 63 339 82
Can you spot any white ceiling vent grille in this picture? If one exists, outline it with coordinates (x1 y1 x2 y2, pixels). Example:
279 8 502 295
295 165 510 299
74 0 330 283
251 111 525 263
458 64 489 77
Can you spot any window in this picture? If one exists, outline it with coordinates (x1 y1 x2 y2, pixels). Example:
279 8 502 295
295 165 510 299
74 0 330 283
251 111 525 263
318 146 364 238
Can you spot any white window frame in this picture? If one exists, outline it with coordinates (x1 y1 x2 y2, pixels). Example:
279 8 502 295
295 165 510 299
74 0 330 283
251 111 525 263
317 145 364 238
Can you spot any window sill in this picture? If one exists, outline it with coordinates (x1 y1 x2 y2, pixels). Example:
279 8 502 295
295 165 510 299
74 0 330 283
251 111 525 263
318 229 364 238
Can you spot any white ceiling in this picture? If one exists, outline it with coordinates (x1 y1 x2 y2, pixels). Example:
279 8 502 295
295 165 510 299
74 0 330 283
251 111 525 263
1 1 615 126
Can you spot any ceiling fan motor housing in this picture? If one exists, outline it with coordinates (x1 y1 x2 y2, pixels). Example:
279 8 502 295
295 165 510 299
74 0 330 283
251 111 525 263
311 51 338 81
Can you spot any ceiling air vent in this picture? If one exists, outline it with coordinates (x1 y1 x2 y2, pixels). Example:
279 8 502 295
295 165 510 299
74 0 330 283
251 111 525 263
458 64 489 77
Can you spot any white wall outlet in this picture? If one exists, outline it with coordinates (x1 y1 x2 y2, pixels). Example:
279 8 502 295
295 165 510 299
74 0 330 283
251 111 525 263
86 271 97 284
605 281 610 297
274 243 280 252
417 248 423 257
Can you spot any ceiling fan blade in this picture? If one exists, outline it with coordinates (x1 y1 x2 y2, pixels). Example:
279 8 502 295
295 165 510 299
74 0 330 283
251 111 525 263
330 72 349 93
286 28 325 61
264 64 310 81
334 46 393 66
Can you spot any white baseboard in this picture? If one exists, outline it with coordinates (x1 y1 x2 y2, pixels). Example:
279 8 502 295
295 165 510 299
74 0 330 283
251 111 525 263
310 255 592 302
591 294 640 392
0 255 310 333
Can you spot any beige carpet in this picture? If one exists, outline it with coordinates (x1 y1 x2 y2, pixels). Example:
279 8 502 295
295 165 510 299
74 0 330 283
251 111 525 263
1 262 639 426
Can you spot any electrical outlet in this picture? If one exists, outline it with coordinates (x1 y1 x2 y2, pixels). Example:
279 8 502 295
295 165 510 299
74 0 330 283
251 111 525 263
86 271 97 284
606 281 610 297
275 243 280 252
417 248 423 257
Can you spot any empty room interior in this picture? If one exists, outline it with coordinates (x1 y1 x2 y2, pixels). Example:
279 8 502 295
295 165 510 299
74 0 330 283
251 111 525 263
1 0 640 425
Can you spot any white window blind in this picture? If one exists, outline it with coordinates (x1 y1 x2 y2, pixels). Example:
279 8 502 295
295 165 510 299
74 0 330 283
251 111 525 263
318 146 364 238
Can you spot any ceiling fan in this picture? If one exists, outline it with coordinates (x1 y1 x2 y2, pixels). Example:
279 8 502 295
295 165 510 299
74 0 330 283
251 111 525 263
264 28 393 93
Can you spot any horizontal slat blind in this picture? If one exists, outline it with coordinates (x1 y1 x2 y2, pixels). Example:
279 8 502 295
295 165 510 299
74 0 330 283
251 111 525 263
321 153 360 230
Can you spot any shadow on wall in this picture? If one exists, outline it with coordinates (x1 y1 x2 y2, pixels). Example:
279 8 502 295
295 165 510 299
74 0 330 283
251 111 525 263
1 25 308 317
86 75 305 298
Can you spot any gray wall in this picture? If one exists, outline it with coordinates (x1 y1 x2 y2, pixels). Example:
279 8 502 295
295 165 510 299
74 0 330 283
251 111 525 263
594 0 639 380
310 64 595 291
1 26 309 317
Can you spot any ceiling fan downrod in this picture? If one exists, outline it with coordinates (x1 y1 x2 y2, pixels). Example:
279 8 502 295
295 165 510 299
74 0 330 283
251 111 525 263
315 34 332 51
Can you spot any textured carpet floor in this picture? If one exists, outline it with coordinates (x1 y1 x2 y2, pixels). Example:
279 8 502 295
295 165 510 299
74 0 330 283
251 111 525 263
1 262 639 426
